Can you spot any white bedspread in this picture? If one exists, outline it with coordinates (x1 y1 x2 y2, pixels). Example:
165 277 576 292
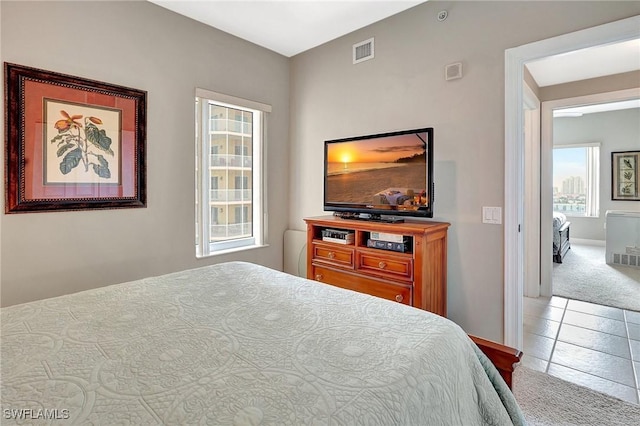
1 261 522 425
553 212 567 231
553 212 568 248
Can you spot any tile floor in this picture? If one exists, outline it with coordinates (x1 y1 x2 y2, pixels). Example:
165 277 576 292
523 296 640 405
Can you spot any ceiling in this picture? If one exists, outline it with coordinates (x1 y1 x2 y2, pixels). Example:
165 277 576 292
527 38 640 87
149 0 426 57
150 1 639 106
554 99 640 117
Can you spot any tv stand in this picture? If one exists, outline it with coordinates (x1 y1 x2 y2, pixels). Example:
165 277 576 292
332 212 404 223
305 215 449 315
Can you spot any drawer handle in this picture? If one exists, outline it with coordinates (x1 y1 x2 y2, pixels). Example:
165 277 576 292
378 261 387 269
328 251 335 259
395 294 403 303
315 274 323 281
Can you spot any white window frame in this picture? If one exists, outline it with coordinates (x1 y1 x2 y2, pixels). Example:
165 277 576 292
195 88 270 257
553 142 600 218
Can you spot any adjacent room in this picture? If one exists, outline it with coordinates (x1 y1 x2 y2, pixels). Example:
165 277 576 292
521 90 640 404
551 104 640 309
2 1 640 424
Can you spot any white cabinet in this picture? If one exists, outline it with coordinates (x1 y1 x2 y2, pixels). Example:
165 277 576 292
605 210 640 266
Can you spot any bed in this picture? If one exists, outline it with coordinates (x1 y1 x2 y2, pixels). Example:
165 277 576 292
1 261 524 425
553 212 571 263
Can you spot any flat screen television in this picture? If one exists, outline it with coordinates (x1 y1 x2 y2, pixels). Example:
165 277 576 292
324 127 434 221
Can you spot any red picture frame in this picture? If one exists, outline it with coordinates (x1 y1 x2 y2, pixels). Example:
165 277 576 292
4 63 146 213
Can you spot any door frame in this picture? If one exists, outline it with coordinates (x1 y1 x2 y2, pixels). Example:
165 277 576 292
523 83 541 299
504 15 640 348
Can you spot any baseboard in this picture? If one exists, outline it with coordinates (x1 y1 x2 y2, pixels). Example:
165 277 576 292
572 238 605 246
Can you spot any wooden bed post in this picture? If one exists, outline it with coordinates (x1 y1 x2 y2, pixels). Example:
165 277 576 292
469 335 522 389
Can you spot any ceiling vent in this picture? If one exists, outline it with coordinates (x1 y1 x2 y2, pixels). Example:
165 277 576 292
353 38 374 64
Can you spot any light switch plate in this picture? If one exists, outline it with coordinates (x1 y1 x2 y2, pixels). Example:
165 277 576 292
482 207 502 224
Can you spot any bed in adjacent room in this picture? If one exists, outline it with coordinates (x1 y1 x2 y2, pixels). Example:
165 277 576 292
553 212 571 263
1 261 524 425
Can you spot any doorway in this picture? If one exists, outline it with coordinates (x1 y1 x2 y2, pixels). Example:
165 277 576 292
540 91 640 299
504 15 640 349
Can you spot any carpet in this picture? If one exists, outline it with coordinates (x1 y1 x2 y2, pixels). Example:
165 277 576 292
513 366 640 425
552 243 640 312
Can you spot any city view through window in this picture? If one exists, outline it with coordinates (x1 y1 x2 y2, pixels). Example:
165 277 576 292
553 147 588 216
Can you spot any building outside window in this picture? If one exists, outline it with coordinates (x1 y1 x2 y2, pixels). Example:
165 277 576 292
195 89 270 256
552 144 600 217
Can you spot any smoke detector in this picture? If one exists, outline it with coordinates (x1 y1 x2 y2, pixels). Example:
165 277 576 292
445 62 463 81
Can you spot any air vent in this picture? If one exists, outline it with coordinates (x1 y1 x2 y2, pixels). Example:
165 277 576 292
612 252 640 268
353 38 374 64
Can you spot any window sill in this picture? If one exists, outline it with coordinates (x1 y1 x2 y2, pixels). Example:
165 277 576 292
196 243 269 259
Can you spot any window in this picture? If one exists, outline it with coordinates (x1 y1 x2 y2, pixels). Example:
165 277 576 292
195 89 270 256
553 144 600 217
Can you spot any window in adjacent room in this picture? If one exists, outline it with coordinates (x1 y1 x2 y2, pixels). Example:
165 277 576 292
195 88 270 257
552 143 600 217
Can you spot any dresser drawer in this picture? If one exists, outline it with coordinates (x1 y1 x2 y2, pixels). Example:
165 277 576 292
312 266 412 305
356 251 413 282
311 242 355 268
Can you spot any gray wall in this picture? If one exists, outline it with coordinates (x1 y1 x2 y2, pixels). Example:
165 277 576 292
289 1 640 341
2 0 640 343
540 70 640 101
0 1 290 306
554 108 640 240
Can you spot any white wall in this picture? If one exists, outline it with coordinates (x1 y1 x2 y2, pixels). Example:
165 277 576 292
0 1 290 306
554 108 640 240
289 1 640 341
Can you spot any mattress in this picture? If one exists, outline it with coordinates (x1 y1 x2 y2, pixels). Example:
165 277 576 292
1 261 524 425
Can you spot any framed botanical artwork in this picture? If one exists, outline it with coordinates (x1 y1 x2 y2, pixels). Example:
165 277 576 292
4 62 147 213
612 150 640 201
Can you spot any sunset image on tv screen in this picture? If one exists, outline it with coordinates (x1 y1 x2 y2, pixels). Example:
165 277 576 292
325 132 428 208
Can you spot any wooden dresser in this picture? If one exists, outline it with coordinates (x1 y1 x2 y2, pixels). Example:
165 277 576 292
304 216 450 316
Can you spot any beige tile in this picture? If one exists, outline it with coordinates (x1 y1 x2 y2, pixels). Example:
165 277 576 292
629 323 640 341
524 296 567 310
524 303 565 322
520 354 548 373
524 314 560 339
562 310 627 338
566 299 624 321
557 323 631 359
626 310 640 325
524 296 553 309
630 340 640 362
549 296 568 309
523 298 640 403
548 363 639 405
551 341 636 388
523 332 555 361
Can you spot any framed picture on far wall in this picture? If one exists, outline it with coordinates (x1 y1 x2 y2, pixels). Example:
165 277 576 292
4 62 147 213
612 150 640 201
